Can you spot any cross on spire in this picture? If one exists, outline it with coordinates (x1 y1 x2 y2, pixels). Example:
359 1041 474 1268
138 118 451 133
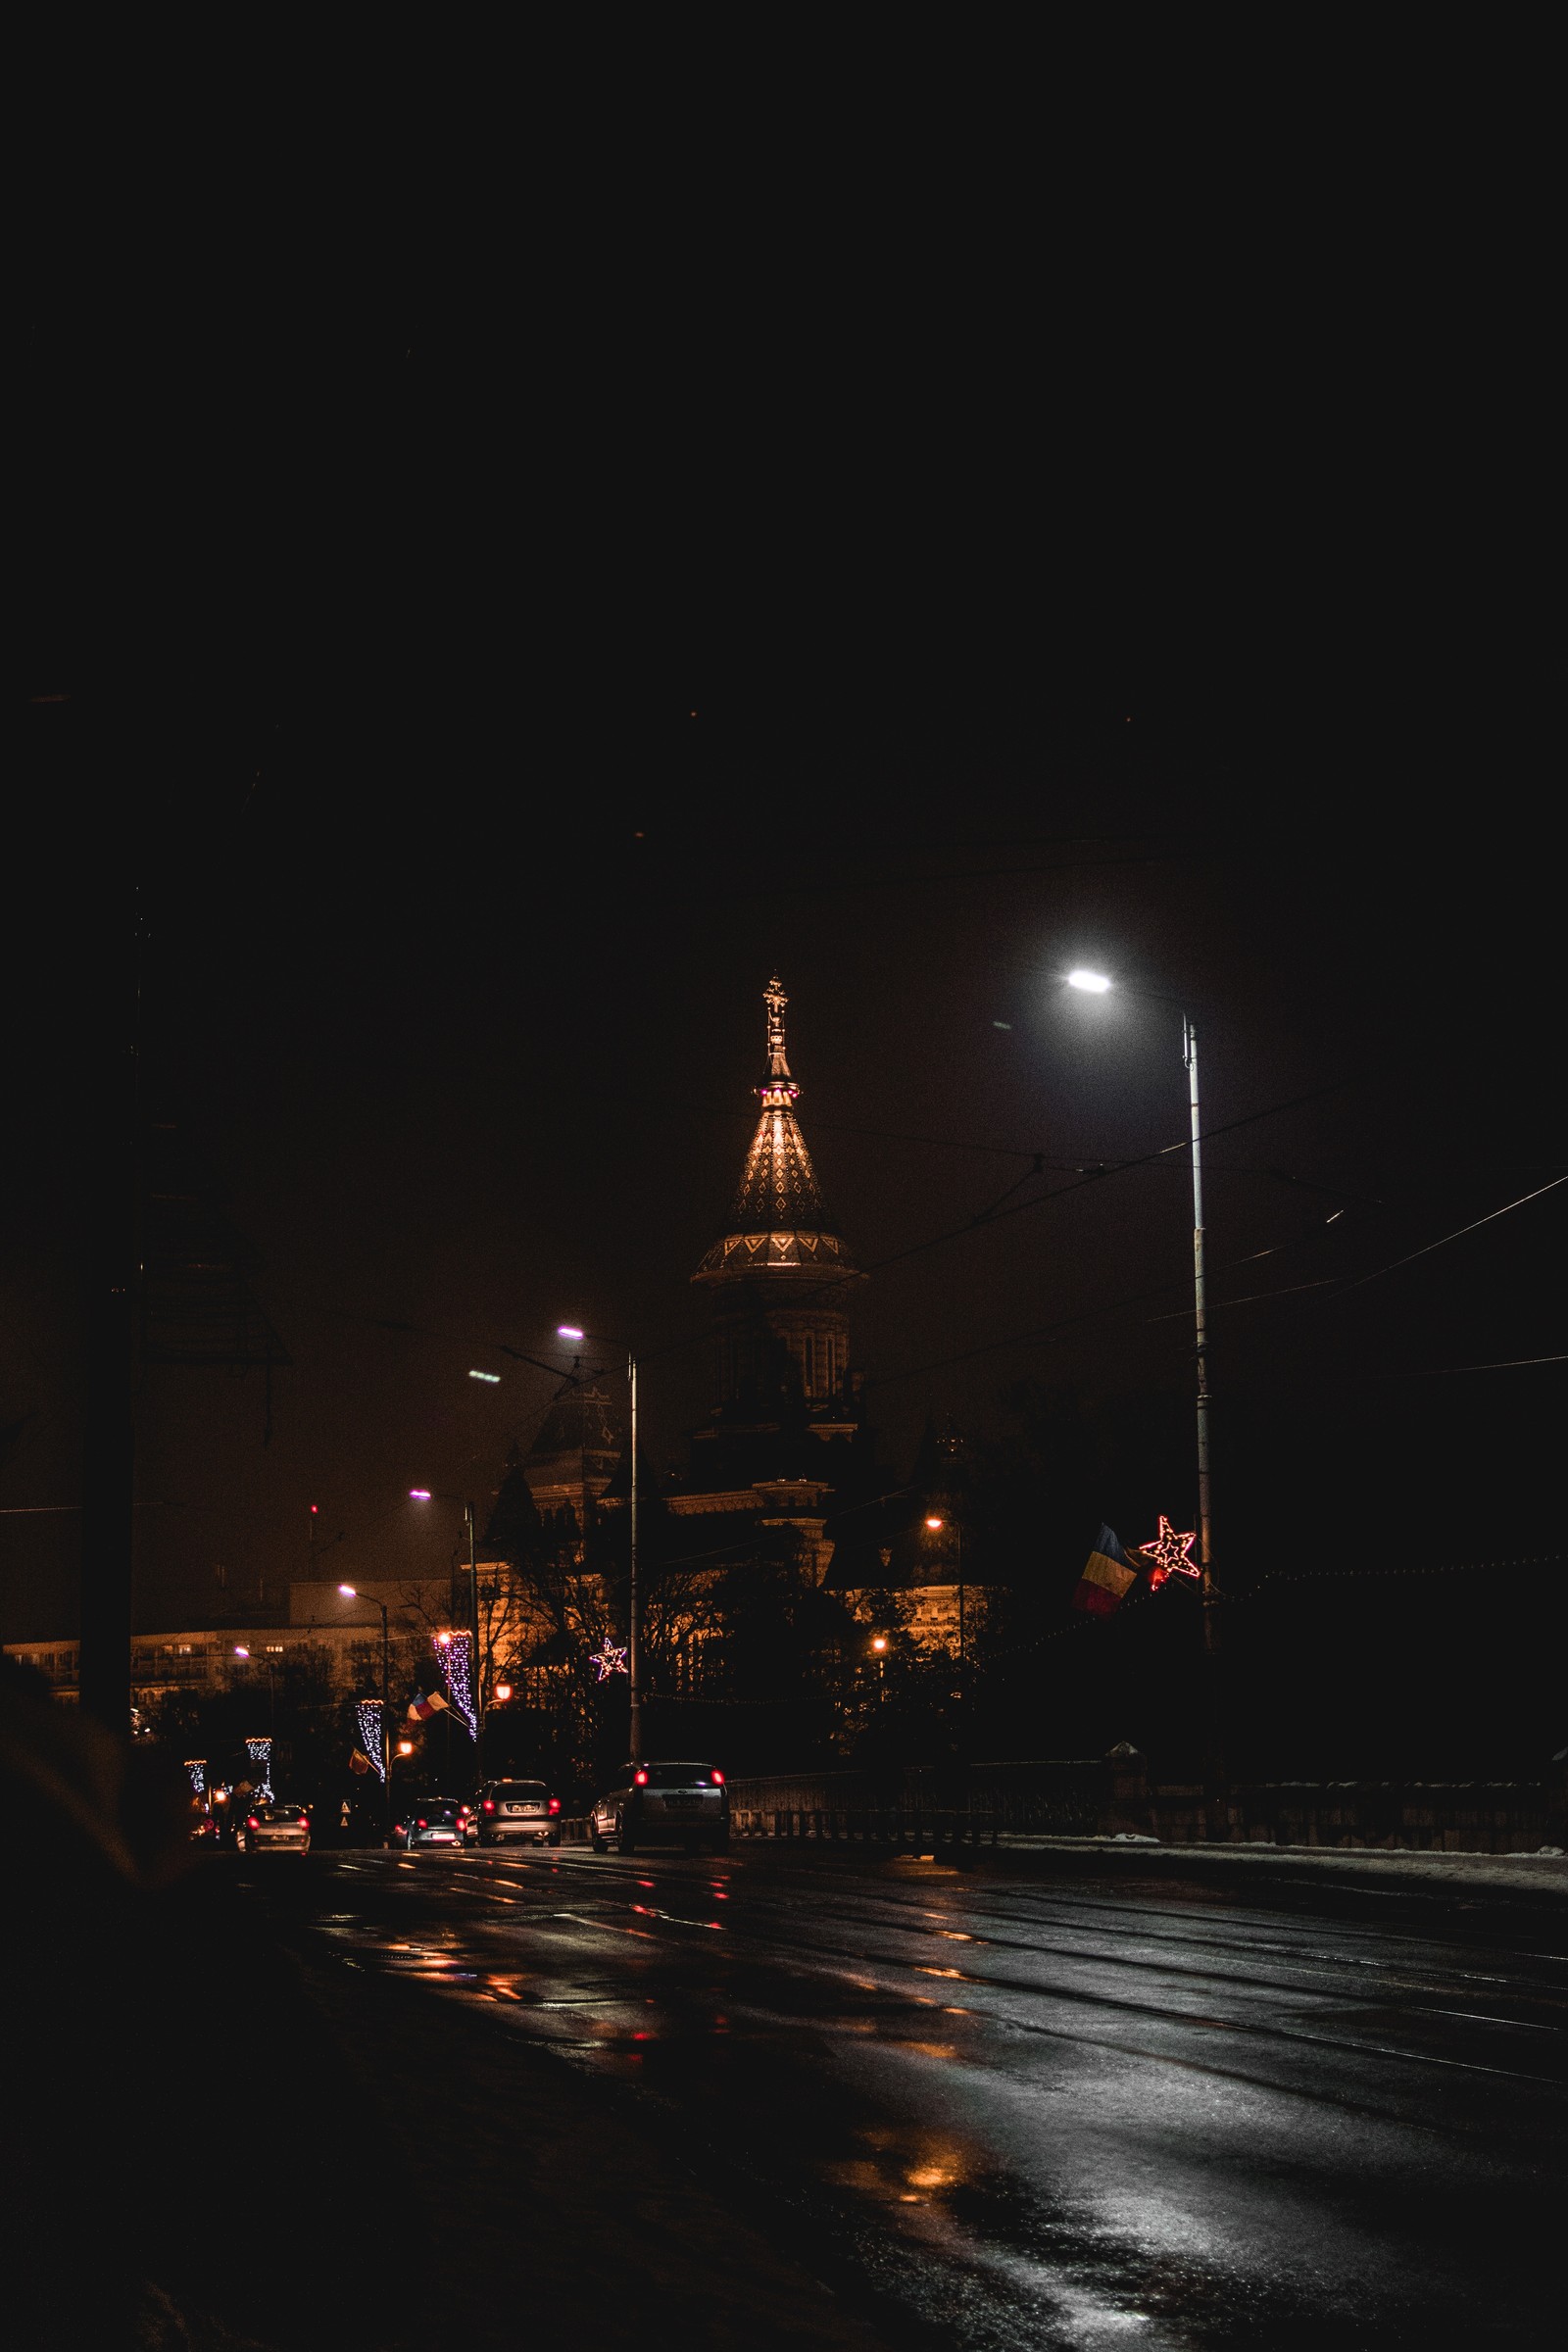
760 974 799 1107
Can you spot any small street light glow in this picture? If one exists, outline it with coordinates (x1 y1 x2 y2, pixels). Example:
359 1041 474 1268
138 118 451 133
409 1489 432 1501
557 1325 585 1342
397 1739 415 1757
233 1645 250 1658
338 1584 357 1598
467 1369 500 1383
871 1636 888 1653
493 1682 513 1702
925 1515 945 1530
1066 969 1112 993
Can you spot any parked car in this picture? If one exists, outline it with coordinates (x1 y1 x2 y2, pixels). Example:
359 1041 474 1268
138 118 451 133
241 1801 312 1855
589 1761 728 1855
474 1779 562 1847
393 1800 466 1851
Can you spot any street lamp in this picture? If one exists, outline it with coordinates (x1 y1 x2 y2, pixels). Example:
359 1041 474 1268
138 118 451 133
924 1515 965 1737
407 1491 483 1781
232 1644 276 1729
338 1584 393 1843
1063 968 1215 1657
558 1324 643 1762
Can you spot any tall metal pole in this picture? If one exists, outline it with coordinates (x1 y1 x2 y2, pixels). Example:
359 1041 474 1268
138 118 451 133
627 1349 641 1764
79 889 140 1737
956 1520 965 1751
466 1500 483 1785
379 1600 392 1845
1184 1016 1215 1651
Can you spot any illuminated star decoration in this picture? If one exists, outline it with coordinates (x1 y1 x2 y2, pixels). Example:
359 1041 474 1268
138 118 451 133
1138 1516 1199 1592
589 1640 629 1683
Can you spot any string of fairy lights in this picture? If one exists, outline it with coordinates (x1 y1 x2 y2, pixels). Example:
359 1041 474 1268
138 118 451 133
433 1631 476 1736
245 1737 273 1800
356 1698 385 1777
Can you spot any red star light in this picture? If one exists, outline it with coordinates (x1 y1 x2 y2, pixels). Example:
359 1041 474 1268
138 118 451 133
1138 1516 1199 1591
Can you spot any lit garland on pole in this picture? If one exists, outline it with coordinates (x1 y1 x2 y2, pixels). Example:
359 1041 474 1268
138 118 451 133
1139 1516 1199 1592
356 1699 385 1778
184 1757 207 1796
245 1737 274 1800
589 1640 629 1683
433 1630 476 1737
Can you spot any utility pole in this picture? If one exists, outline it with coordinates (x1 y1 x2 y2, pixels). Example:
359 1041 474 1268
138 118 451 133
79 890 139 1737
628 1348 641 1765
465 1500 483 1785
1184 1015 1216 1656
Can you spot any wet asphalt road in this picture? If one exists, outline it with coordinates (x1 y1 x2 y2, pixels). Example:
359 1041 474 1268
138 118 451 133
252 1843 1566 2349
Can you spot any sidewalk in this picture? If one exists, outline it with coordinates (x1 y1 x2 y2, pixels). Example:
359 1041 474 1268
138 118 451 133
976 1834 1568 1904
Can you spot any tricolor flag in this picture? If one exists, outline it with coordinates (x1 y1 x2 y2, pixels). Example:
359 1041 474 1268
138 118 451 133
1073 1525 1142 1616
407 1689 450 1722
349 1747 374 1775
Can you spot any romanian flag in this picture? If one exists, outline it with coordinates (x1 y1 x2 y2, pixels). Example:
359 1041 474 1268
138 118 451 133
349 1747 374 1775
1073 1525 1142 1616
407 1689 450 1722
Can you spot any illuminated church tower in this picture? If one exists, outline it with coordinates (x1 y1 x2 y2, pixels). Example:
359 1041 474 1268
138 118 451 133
685 976 861 1496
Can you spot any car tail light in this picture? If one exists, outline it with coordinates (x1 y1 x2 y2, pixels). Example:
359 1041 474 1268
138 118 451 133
483 1799 496 1812
298 1815 310 1830
246 1817 260 1830
548 1797 561 1814
634 1769 648 1787
711 1770 724 1786
417 1819 428 1830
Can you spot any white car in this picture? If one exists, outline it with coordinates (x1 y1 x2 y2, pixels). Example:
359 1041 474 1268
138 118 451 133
475 1779 562 1847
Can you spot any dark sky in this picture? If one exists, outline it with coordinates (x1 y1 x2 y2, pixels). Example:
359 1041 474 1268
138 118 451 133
6 272 1563 1644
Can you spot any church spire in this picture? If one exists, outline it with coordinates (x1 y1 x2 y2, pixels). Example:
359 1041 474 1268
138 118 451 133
760 974 798 1105
694 975 857 1280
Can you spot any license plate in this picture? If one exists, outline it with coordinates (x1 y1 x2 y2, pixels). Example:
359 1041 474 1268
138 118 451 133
662 1794 701 1810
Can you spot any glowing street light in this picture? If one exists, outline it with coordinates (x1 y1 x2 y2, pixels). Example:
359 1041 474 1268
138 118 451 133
233 1644 250 1658
493 1681 513 1703
924 1515 944 1530
870 1636 888 1653
408 1488 432 1501
557 1325 585 1342
1066 968 1112 993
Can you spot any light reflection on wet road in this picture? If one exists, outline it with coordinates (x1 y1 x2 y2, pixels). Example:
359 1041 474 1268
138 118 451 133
255 1846 1566 2348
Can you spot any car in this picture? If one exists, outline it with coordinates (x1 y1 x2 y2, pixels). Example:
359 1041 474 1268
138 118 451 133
241 1801 312 1855
588 1761 728 1855
394 1800 467 1851
474 1779 562 1847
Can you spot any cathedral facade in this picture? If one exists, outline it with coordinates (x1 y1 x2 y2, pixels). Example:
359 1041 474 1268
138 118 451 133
476 976 985 1701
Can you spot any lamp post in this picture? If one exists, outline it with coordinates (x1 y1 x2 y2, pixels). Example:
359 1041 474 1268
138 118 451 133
924 1515 965 1745
408 1492 484 1784
232 1643 277 1730
337 1586 392 1844
558 1325 642 1764
1064 970 1215 1652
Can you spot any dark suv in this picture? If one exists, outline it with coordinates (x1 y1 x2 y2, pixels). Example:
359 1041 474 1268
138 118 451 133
589 1761 728 1855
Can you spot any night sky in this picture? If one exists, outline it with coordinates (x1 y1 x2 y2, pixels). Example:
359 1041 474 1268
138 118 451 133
8 291 1564 1757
